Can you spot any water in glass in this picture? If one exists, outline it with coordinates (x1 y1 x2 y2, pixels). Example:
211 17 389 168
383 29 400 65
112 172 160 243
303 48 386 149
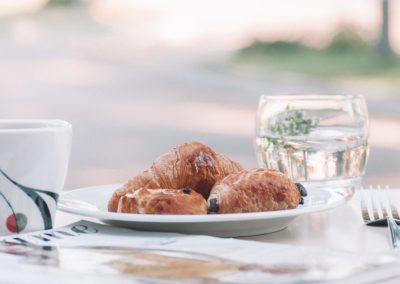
255 94 369 195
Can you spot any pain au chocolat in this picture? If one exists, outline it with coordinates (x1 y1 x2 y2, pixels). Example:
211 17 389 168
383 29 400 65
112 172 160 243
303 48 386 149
117 187 207 215
108 142 306 215
207 168 306 214
108 142 244 213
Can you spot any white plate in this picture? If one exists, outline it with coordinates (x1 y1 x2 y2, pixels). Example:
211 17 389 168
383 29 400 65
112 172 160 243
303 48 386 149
58 184 347 237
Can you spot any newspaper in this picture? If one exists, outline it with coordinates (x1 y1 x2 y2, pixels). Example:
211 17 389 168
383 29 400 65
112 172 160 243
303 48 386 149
0 220 399 284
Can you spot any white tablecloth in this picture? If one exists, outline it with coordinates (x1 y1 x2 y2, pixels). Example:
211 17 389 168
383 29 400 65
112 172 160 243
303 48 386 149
55 190 400 253
0 189 398 284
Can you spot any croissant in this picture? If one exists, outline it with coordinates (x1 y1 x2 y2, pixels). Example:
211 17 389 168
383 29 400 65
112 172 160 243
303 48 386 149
207 169 307 214
117 187 207 214
108 142 244 212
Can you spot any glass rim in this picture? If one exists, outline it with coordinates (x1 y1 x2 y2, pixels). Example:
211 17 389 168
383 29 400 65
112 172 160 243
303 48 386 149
260 92 365 101
0 119 71 133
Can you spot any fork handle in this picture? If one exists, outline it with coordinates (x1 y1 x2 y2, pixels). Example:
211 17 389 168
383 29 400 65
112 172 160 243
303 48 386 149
387 216 400 249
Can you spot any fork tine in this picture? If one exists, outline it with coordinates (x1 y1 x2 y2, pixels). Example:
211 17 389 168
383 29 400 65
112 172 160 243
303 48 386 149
385 186 400 219
360 187 372 222
393 207 400 219
360 185 399 226
369 185 381 220
377 185 389 218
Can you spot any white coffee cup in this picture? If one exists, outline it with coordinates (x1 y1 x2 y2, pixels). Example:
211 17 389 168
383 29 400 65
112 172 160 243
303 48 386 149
0 120 72 235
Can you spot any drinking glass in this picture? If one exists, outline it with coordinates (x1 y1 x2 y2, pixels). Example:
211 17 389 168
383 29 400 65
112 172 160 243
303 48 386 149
255 93 369 195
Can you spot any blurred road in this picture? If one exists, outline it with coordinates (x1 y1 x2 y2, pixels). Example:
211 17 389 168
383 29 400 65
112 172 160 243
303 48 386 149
1 8 400 189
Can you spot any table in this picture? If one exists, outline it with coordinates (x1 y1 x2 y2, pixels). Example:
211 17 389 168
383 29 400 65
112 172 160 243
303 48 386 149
2 189 396 284
244 190 397 253
55 190 399 254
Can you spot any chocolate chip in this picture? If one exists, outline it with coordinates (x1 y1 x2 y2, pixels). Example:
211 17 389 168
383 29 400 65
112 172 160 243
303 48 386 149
182 187 191 194
208 198 219 214
295 183 307 197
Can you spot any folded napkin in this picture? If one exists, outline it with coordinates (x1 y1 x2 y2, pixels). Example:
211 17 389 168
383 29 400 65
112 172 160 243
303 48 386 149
0 221 399 284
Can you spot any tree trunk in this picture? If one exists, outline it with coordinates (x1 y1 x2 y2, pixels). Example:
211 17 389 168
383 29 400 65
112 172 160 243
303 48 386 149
378 0 393 61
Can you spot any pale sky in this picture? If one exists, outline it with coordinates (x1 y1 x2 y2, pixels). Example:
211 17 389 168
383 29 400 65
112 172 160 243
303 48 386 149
2 0 400 52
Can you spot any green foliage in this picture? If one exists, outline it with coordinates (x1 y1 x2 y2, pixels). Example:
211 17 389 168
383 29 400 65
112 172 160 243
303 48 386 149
240 40 309 55
46 0 78 6
235 28 400 78
326 29 369 53
266 106 319 153
271 106 319 136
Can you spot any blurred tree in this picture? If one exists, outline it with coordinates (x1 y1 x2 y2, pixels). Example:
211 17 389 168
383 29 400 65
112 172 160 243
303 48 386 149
378 0 393 61
326 30 368 53
46 0 81 6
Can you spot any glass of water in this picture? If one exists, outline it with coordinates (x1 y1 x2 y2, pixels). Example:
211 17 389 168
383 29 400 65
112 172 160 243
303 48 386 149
255 93 369 196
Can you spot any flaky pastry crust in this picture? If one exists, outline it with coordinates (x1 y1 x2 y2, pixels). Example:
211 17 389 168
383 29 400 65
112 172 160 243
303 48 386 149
207 169 302 214
117 187 207 215
108 142 243 212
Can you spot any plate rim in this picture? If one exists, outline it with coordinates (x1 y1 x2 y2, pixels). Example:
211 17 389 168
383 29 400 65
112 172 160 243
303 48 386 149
58 183 347 223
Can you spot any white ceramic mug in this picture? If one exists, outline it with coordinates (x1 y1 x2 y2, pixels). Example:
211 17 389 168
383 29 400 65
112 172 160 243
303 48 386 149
0 120 72 235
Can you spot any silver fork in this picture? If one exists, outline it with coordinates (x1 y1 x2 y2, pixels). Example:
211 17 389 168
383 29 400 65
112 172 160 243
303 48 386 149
360 185 400 249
